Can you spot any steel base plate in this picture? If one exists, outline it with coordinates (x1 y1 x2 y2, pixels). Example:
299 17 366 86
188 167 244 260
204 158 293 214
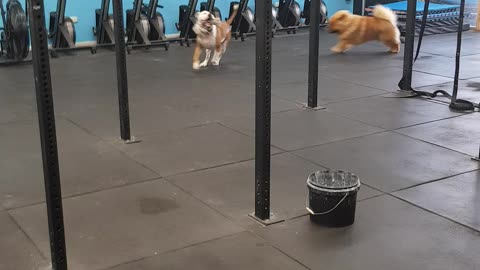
248 212 285 226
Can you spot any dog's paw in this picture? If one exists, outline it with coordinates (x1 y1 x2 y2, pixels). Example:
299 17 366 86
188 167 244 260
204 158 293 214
193 62 201 70
211 61 219 66
199 61 208 67
330 47 343 53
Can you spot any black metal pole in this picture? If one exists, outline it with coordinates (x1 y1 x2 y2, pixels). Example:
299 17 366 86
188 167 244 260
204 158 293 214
401 0 416 90
451 0 465 103
307 0 320 108
28 0 68 269
112 0 132 141
254 0 272 221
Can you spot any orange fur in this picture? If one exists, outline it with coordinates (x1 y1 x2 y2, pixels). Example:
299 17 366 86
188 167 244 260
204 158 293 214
328 6 400 53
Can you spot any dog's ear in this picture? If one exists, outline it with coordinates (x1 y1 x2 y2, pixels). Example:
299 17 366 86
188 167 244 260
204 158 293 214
335 11 349 21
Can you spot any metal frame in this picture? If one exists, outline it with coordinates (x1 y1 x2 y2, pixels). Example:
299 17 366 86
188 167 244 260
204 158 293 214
230 0 256 41
176 0 198 46
400 0 416 91
28 0 68 269
125 0 168 50
253 0 273 222
112 0 134 143
51 0 75 49
201 0 215 12
94 0 115 45
0 0 32 65
307 0 320 109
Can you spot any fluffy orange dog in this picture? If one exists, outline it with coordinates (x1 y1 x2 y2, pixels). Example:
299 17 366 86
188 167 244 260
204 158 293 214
192 7 238 70
329 5 400 53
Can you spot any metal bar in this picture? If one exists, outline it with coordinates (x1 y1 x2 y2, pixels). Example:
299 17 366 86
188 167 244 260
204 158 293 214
401 0 416 90
98 0 110 43
206 0 215 12
451 0 465 103
112 0 132 141
307 0 320 108
254 0 272 221
28 0 68 269
58 0 66 24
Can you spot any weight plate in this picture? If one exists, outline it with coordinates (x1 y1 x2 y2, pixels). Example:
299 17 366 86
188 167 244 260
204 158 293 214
5 0 29 59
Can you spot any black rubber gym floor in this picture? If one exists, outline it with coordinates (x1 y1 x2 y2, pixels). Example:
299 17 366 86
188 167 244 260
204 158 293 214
2 30 480 270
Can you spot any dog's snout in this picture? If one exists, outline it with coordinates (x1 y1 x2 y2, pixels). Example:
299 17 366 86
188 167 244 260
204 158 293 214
208 14 213 20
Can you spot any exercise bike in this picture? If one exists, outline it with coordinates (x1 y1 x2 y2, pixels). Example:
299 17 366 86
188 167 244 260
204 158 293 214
176 0 198 46
126 0 169 50
200 0 221 21
0 0 29 64
301 0 328 25
94 0 115 45
229 0 255 41
49 0 78 56
276 0 302 28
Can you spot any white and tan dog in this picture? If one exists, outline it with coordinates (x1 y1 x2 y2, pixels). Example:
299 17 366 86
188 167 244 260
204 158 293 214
192 7 238 70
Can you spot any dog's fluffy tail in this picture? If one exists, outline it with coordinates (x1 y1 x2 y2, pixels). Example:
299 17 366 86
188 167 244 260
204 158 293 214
372 5 397 26
226 4 239 25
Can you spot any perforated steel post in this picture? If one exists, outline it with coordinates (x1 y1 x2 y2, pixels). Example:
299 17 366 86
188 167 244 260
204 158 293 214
307 0 320 108
254 0 272 221
401 0 416 90
112 0 132 141
28 0 68 269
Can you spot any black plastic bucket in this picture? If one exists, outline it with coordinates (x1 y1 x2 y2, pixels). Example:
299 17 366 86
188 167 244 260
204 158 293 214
306 170 361 227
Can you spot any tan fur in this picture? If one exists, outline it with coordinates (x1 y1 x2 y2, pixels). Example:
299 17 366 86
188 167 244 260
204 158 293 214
329 5 401 53
192 8 238 69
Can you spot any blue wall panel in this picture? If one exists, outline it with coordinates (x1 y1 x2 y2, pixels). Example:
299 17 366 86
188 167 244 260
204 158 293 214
1 0 354 42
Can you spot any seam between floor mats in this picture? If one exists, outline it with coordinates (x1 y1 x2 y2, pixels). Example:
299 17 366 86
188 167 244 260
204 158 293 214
390 128 480 157
101 232 245 270
5 211 49 260
390 126 480 157
217 111 388 154
61 116 161 177
389 169 480 194
0 118 37 127
320 68 455 94
5 176 164 212
322 101 470 133
268 245 313 270
271 88 391 107
387 192 480 234
413 69 480 81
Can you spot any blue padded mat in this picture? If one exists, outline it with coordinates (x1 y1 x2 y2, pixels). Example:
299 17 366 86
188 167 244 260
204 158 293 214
370 1 459 11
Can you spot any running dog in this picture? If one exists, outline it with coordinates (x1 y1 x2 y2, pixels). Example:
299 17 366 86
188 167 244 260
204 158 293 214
192 6 238 70
328 5 401 53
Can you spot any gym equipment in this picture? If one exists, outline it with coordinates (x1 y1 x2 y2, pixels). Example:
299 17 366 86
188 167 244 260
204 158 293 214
276 0 302 27
275 0 328 29
94 0 115 45
0 0 30 64
200 0 222 20
272 1 299 34
229 0 255 40
49 0 77 54
365 1 470 36
398 0 478 111
302 0 328 26
126 0 169 50
176 0 198 46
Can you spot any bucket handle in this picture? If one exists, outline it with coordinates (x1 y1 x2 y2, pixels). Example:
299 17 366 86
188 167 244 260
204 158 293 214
306 191 349 216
